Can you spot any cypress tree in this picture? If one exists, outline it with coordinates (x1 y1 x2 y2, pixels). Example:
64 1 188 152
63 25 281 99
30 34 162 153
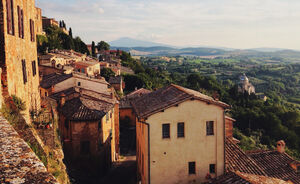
92 41 96 57
69 27 73 38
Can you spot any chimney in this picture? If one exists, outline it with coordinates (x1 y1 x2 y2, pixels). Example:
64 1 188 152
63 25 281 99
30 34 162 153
51 85 55 93
60 93 66 106
276 140 286 153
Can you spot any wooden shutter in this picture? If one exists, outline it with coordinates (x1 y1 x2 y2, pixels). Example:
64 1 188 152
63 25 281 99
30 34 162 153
22 60 27 84
17 6 21 38
32 61 36 76
6 0 13 35
21 9 24 38
30 19 35 42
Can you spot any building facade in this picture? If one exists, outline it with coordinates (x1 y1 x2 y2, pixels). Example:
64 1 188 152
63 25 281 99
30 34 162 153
50 87 120 174
238 74 255 95
0 0 41 121
132 84 229 184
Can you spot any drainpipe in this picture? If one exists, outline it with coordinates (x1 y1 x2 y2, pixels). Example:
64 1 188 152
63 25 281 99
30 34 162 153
141 121 150 184
223 109 226 174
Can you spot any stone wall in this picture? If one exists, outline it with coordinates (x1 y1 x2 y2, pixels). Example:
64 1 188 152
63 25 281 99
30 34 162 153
2 0 41 122
0 116 58 183
35 7 43 35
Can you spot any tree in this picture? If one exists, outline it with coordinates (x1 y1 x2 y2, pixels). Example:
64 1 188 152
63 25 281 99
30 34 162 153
101 68 115 81
97 41 110 51
91 41 96 57
73 36 89 55
69 27 73 38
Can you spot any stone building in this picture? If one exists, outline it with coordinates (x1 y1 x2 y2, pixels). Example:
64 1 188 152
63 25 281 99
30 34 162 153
0 0 42 121
49 87 119 173
35 7 44 35
109 75 125 93
132 84 230 184
238 74 255 95
39 72 108 99
42 16 58 29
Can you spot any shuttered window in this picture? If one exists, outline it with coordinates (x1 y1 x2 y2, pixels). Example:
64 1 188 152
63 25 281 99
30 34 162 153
188 162 196 174
6 0 15 35
177 122 185 138
206 121 214 136
162 123 170 138
20 9 24 38
32 61 36 76
22 60 27 84
30 19 35 42
17 6 20 37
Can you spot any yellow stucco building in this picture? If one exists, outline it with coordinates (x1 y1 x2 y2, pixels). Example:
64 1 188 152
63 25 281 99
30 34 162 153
132 84 229 184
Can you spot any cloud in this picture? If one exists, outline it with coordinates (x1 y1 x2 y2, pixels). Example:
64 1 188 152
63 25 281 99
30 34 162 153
36 0 300 49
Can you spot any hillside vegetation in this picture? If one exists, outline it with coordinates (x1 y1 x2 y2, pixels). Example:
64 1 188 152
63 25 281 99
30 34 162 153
121 53 300 159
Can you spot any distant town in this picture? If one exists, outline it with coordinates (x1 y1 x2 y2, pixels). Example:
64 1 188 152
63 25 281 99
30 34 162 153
0 0 299 184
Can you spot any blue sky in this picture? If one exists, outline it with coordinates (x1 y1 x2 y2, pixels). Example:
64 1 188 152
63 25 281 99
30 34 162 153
36 0 300 49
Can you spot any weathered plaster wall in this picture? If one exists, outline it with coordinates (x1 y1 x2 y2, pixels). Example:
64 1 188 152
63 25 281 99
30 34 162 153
139 99 225 184
136 119 149 184
120 108 136 126
53 76 108 94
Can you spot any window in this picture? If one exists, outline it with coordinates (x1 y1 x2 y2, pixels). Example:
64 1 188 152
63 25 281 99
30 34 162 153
188 162 196 174
206 121 214 135
6 0 15 35
29 19 35 42
64 119 69 129
77 82 81 86
45 92 48 97
162 124 170 138
22 60 27 84
80 141 90 155
17 6 24 38
177 122 184 138
209 164 216 174
32 61 36 76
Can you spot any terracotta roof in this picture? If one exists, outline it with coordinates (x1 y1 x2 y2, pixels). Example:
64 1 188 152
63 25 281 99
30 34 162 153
225 116 236 122
247 150 300 184
40 73 72 89
209 171 251 184
120 88 151 109
49 87 78 101
39 54 55 60
211 171 291 184
131 84 229 119
109 76 122 84
61 96 114 121
225 138 266 175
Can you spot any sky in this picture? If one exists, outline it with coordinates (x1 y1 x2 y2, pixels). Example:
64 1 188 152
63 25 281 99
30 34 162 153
36 0 300 50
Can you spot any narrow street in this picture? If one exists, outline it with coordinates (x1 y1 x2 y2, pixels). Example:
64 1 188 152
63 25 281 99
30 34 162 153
97 155 137 184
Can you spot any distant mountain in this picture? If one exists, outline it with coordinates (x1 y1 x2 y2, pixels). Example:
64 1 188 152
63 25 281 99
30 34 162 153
249 48 288 52
109 37 170 47
110 46 228 56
